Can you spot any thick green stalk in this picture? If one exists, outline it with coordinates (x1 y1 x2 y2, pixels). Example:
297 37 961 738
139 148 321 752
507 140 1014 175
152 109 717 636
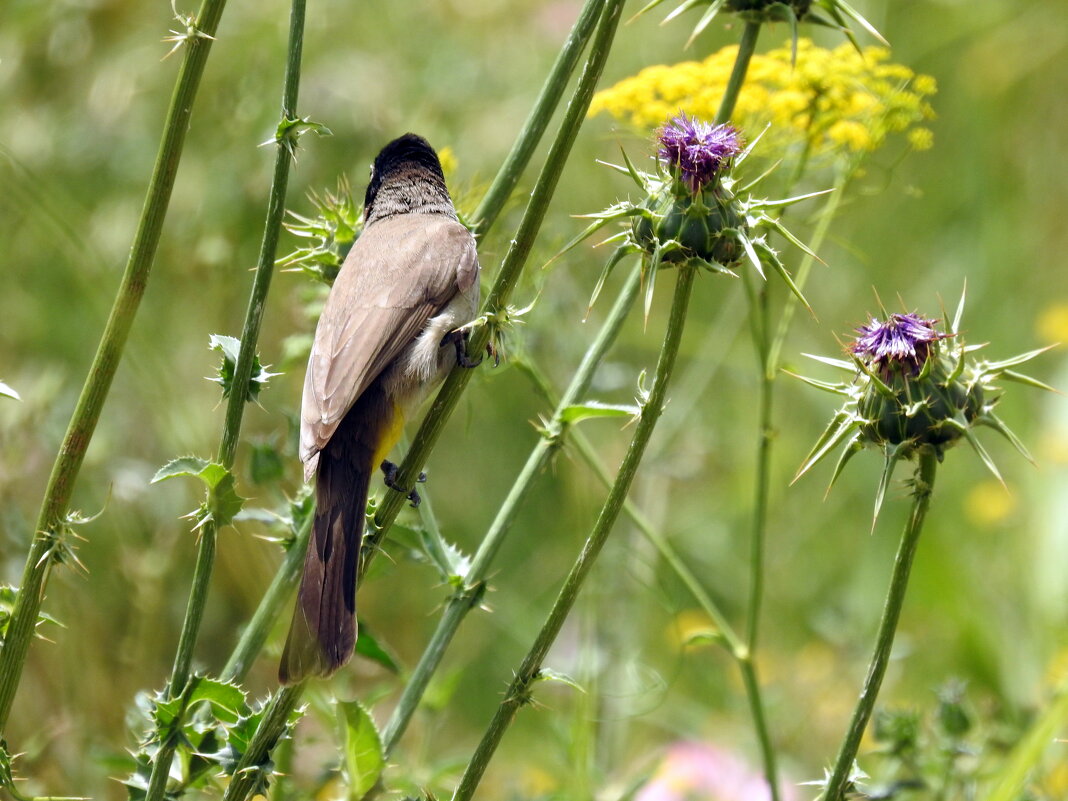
470 0 603 238
0 0 229 733
451 264 697 801
822 447 939 801
381 266 642 755
221 685 305 801
144 2 307 798
714 21 760 125
359 0 627 575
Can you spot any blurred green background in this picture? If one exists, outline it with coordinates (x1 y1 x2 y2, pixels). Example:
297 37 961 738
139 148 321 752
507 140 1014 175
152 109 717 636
1 0 1066 798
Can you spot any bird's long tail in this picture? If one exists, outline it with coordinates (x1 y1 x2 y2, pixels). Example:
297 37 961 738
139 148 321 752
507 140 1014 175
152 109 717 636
279 382 395 684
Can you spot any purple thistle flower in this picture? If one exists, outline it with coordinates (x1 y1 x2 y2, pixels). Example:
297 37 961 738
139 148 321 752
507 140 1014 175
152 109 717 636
657 113 742 193
850 312 950 376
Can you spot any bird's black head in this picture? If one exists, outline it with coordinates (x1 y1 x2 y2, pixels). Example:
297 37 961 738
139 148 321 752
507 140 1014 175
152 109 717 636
363 133 454 223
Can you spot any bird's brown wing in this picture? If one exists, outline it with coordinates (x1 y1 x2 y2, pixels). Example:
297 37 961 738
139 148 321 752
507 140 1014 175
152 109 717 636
299 213 478 471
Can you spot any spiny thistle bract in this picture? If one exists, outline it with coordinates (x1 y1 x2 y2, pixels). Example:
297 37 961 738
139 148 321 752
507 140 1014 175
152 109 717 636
792 291 1055 526
559 112 826 323
631 0 884 53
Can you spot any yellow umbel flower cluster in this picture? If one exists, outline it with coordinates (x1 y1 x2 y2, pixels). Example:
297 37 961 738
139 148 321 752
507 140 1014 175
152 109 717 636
590 38 937 161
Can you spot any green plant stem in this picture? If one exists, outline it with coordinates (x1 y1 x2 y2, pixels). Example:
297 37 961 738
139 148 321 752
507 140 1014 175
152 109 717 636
716 20 784 801
451 263 697 801
381 265 642 756
221 513 313 683
470 0 604 238
359 0 626 577
221 685 305 801
745 270 772 653
548 377 780 801
144 2 306 798
0 0 230 735
714 20 760 125
821 447 939 801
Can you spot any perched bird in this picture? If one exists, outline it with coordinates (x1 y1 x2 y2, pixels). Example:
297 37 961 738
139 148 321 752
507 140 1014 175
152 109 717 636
280 133 480 684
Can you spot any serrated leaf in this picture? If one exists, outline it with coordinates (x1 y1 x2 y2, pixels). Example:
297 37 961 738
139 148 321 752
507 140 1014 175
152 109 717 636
560 401 640 424
355 624 401 674
187 677 247 726
207 470 244 528
153 456 214 485
153 458 244 527
337 700 384 800
207 334 280 402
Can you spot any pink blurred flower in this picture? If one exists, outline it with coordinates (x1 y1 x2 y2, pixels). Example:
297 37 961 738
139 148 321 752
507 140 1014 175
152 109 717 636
636 741 795 801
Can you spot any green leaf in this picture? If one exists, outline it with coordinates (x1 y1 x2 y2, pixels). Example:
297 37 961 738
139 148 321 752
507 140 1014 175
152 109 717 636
152 456 214 484
153 458 245 528
0 381 19 401
207 334 281 403
537 668 586 693
354 624 401 674
187 677 247 726
337 700 385 800
0 585 61 641
560 401 640 424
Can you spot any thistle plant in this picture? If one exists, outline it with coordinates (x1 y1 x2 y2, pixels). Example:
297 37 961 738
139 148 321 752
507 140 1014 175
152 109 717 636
793 295 1053 801
794 295 1053 526
563 111 823 323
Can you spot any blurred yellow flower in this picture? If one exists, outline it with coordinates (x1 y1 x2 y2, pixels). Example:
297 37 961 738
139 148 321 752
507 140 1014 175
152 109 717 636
964 479 1017 525
669 608 719 650
590 38 937 163
1036 301 1068 345
437 145 458 179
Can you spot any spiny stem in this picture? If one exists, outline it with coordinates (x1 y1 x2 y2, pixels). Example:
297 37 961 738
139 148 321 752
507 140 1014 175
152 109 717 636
144 0 306 796
451 264 697 801
221 685 305 801
746 270 772 653
0 0 230 734
381 265 642 756
821 447 939 801
470 0 604 238
359 0 627 577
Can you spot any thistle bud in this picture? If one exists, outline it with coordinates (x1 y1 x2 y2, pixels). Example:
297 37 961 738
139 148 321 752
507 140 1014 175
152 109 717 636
793 293 1054 525
849 313 980 451
631 114 746 267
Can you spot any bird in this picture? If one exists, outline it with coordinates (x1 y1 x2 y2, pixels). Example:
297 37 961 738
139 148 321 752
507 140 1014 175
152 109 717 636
279 133 481 684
